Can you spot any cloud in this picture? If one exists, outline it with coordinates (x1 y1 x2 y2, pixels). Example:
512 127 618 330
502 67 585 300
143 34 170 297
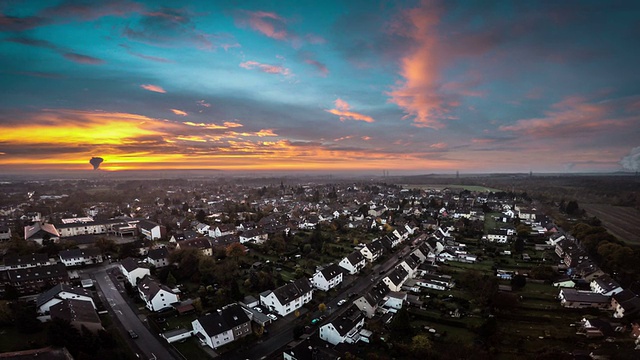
140 84 166 93
325 98 375 123
235 10 324 47
499 96 631 137
299 51 328 76
123 7 238 50
171 109 187 116
40 0 144 21
0 14 49 31
620 147 640 172
197 100 211 108
7 36 104 64
430 142 447 149
386 1 453 129
239 61 291 76
62 52 104 64
119 44 172 63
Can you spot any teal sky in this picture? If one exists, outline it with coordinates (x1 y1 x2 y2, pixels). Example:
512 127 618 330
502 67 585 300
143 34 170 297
1 0 639 173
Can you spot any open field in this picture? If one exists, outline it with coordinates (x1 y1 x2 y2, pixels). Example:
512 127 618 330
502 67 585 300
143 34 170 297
581 204 640 245
399 184 503 192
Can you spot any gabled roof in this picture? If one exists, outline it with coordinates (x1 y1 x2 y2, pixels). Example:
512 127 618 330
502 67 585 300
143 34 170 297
368 240 385 254
58 248 101 260
147 247 169 260
7 263 67 282
385 267 408 286
4 253 49 267
24 222 60 239
120 257 141 272
593 275 621 293
271 277 313 304
137 219 161 231
137 275 174 301
319 263 343 280
197 303 250 336
36 283 92 308
325 304 363 337
362 281 389 306
345 251 364 265
50 299 100 325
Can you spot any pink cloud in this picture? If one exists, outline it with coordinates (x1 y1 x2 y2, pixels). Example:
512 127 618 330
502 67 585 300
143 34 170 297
171 109 187 116
325 98 375 123
140 84 166 93
238 11 289 40
386 2 450 129
430 142 447 149
303 58 328 76
239 61 291 76
62 52 104 64
499 96 630 137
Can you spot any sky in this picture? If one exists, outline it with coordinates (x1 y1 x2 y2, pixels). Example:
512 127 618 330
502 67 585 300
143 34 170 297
1 0 639 174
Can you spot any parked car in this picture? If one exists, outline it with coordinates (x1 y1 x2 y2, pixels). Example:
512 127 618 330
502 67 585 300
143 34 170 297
129 330 139 339
267 313 278 321
253 306 263 312
337 299 347 306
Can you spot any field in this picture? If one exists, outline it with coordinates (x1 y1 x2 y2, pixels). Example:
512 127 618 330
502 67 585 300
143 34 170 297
581 204 640 245
399 184 503 192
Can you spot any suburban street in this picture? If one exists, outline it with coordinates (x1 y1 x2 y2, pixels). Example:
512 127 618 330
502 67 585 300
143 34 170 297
92 266 177 360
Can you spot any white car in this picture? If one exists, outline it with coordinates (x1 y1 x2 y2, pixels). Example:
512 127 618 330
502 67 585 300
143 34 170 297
253 307 263 313
267 314 278 321
337 299 347 306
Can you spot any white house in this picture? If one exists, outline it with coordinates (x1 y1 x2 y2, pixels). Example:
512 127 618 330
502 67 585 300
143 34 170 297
338 251 366 275
398 255 420 278
382 267 409 292
311 263 343 291
239 229 268 245
36 284 95 314
487 229 511 243
192 304 252 349
383 291 407 310
119 258 150 285
319 305 365 345
359 240 384 263
58 248 103 267
137 276 180 312
354 281 389 318
209 224 236 238
590 275 623 297
146 247 170 268
260 278 313 317
24 222 60 245
137 219 166 240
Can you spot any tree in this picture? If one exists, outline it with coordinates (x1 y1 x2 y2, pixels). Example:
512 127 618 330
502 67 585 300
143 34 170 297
565 200 580 215
166 272 177 287
411 334 432 357
511 274 527 290
318 303 327 313
226 242 246 262
196 209 207 223
389 307 413 341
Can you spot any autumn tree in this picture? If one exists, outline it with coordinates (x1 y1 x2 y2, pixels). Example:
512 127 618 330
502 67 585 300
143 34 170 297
226 242 246 262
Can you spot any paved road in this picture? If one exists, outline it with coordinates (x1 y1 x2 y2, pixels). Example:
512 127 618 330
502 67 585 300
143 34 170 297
93 267 177 360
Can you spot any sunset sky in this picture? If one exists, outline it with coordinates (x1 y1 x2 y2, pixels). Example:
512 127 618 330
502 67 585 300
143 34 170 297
1 0 639 174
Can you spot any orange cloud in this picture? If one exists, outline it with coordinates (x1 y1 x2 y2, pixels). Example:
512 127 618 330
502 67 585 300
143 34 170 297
325 98 375 123
239 61 291 76
430 142 447 149
243 11 288 40
223 121 243 128
171 109 187 116
140 84 166 93
387 2 448 129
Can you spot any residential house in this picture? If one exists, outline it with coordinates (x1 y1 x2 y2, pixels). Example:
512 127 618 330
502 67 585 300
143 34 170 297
192 303 252 349
58 248 103 267
36 283 95 314
383 291 407 310
137 219 166 240
119 258 150 285
338 251 366 275
239 229 268 245
611 290 640 319
319 305 365 345
3 253 51 269
260 277 313 317
487 229 511 243
359 240 384 263
24 222 60 245
209 224 236 238
382 267 409 292
50 299 103 333
6 263 69 295
591 275 623 296
176 237 213 256
137 275 180 312
283 337 342 360
354 281 389 318
398 255 420 278
195 222 210 235
558 288 611 309
146 247 170 268
311 263 343 291
0 224 11 241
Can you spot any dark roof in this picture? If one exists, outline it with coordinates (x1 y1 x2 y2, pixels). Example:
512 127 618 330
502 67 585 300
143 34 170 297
4 253 49 267
363 281 389 306
137 219 160 231
7 263 68 282
271 278 313 304
385 267 408 286
0 346 74 360
368 240 385 254
179 237 212 249
147 247 169 260
197 304 250 336
50 299 100 325
120 257 140 272
324 304 363 336
36 283 92 308
319 263 343 280
58 248 101 260
137 275 174 301
345 251 364 265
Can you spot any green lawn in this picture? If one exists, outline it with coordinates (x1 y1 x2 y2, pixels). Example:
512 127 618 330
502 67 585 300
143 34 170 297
172 337 211 359
0 326 47 352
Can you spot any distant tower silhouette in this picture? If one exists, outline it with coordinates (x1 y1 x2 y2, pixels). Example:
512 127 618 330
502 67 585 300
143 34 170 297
530 170 533 177
456 170 459 179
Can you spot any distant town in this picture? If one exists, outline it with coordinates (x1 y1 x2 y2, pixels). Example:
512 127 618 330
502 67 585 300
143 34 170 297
0 175 639 360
